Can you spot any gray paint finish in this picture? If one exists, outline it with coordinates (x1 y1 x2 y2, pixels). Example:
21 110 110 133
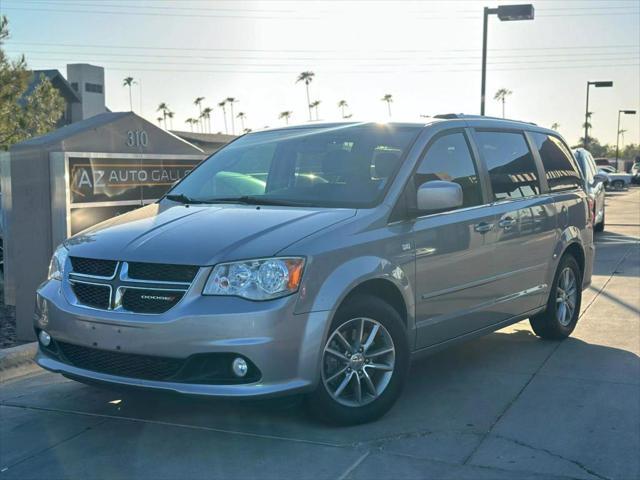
32 117 593 400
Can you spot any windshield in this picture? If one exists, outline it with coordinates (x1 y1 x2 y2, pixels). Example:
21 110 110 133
168 123 421 208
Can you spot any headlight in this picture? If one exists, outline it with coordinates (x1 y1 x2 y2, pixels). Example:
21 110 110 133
203 257 305 300
48 245 69 281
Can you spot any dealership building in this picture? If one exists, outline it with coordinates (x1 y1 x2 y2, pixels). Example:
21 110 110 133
2 63 234 340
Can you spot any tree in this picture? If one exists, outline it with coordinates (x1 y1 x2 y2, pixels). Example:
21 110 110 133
194 96 205 132
166 110 174 130
551 122 560 131
236 111 246 131
0 16 64 150
279 111 292 125
337 99 348 119
226 97 237 134
156 116 163 126
157 102 169 128
296 71 315 121
310 100 321 121
381 94 393 118
185 118 197 132
202 107 212 133
122 76 136 112
494 88 512 118
218 100 228 134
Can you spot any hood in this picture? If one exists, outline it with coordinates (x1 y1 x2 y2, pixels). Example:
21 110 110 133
66 202 356 265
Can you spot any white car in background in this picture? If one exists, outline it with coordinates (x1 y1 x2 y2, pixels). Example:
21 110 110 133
598 166 633 191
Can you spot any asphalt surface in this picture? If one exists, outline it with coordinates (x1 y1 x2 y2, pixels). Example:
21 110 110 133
1 189 639 480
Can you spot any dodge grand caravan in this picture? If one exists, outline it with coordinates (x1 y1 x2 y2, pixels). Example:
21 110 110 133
35 115 594 424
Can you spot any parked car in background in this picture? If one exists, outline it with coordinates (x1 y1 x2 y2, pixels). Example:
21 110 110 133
631 159 640 184
600 168 633 191
574 148 607 232
35 117 594 424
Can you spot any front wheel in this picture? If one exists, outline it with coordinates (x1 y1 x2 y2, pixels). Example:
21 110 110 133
306 294 409 425
612 179 625 190
530 255 582 339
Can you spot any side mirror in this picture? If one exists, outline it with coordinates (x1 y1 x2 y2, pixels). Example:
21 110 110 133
416 180 463 213
593 173 607 184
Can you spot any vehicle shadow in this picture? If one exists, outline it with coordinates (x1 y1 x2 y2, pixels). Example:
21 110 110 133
71 325 637 444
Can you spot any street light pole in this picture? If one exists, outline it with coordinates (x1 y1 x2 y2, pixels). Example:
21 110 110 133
615 109 637 170
480 4 534 116
584 80 613 148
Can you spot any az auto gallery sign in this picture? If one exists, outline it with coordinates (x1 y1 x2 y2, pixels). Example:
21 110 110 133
69 157 198 204
66 155 203 235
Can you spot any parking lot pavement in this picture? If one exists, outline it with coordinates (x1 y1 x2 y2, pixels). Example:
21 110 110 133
1 190 638 480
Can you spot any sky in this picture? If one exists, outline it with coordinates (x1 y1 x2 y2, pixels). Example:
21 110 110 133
2 0 639 147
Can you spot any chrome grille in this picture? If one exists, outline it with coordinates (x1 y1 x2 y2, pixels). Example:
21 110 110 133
67 259 197 314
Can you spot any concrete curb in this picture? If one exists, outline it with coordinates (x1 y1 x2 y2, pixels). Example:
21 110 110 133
0 342 40 383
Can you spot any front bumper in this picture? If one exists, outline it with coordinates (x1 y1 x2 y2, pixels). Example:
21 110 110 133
34 279 331 398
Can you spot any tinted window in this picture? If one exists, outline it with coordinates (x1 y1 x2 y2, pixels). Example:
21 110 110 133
531 133 582 191
475 131 540 200
573 151 592 184
171 124 421 208
415 132 483 208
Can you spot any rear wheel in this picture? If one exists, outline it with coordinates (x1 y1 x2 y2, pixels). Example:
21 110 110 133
530 255 582 339
594 207 605 232
612 179 625 190
306 294 409 425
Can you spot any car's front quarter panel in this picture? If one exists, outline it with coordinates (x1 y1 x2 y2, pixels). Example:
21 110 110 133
284 211 417 348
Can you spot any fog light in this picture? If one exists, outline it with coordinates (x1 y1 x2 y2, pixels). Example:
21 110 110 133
39 330 51 347
232 357 248 377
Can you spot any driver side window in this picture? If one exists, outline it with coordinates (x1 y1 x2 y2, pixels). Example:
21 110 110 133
415 132 483 208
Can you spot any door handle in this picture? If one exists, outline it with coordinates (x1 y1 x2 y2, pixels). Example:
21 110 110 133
474 222 494 233
498 217 517 230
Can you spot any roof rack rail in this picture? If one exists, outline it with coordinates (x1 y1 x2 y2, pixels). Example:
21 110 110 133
433 113 537 126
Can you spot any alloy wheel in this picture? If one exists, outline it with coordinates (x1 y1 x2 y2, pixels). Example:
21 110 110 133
556 267 578 326
321 317 395 407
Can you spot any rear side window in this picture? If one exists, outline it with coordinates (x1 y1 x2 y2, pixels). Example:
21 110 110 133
475 131 540 200
415 132 483 208
531 133 582 192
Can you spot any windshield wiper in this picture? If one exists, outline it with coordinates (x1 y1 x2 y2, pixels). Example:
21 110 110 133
165 193 206 204
203 196 313 207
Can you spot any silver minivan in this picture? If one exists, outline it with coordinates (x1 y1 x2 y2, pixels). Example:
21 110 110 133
35 116 594 424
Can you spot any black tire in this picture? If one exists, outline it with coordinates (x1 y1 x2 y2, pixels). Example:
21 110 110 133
530 255 582 340
594 207 605 232
612 179 625 191
306 294 410 425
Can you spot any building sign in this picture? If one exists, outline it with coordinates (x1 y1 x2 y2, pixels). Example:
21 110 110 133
69 157 200 204
66 155 203 234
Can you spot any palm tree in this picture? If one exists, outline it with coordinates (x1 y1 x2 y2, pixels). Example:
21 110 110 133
381 94 393 118
166 110 174 130
279 111 293 125
236 111 247 131
551 122 560 131
310 100 321 120
194 97 205 132
122 76 136 111
243 127 252 133
156 116 163 127
494 88 512 118
226 97 237 134
202 107 213 133
185 118 197 132
337 99 348 119
583 112 594 139
296 71 315 121
218 100 228 134
157 103 169 128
